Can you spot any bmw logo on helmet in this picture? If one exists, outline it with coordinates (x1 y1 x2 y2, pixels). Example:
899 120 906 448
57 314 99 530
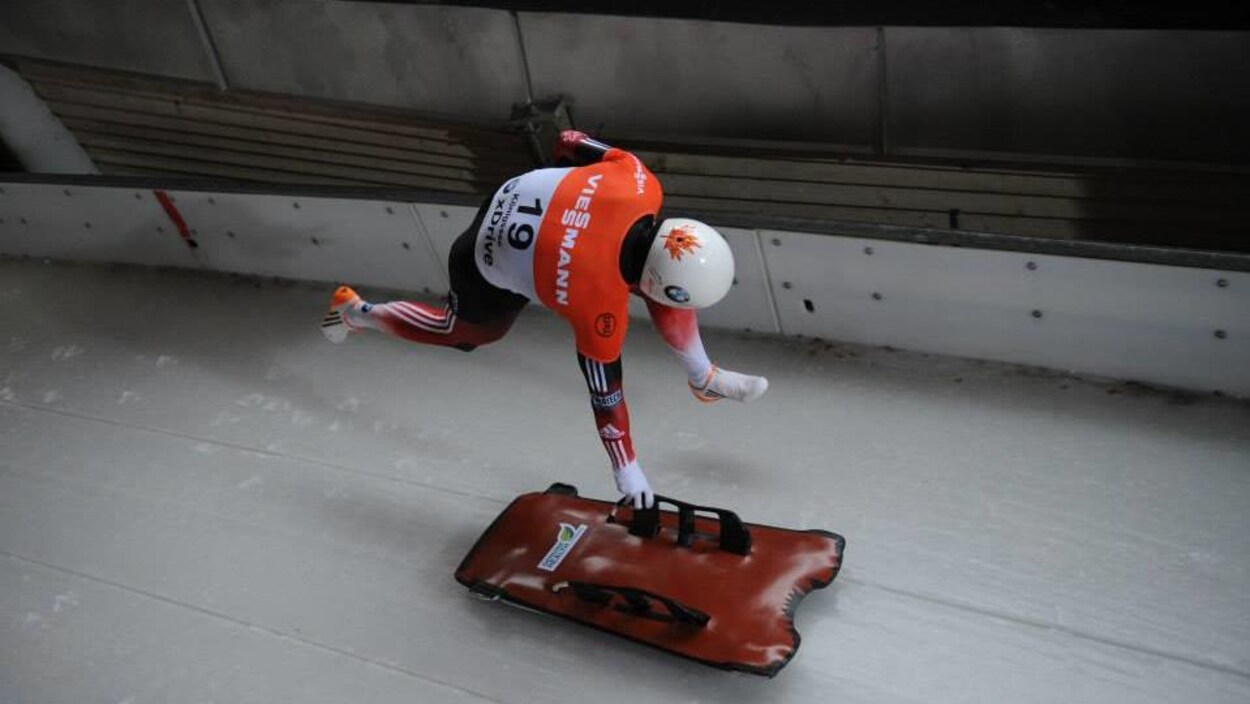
664 285 691 304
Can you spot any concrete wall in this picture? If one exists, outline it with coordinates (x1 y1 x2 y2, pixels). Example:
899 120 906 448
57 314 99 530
0 0 217 82
3 2 1248 163
2 180 1246 396
518 15 879 146
198 1 530 120
883 29 1250 162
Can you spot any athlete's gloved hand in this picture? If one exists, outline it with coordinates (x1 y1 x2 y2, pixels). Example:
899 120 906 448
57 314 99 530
615 460 655 509
552 130 591 166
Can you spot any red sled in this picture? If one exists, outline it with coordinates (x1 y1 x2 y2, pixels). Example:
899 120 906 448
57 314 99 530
455 483 846 676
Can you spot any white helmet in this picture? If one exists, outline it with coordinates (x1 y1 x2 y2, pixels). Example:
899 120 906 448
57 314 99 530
639 218 734 309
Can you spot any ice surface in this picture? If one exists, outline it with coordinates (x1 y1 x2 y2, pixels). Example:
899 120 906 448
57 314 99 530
1 259 1248 703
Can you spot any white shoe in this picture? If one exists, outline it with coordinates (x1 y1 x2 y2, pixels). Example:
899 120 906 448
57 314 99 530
689 366 769 404
320 285 362 344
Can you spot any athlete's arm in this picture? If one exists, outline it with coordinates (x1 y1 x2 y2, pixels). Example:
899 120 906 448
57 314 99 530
643 296 770 403
643 298 713 383
576 353 654 508
553 130 614 167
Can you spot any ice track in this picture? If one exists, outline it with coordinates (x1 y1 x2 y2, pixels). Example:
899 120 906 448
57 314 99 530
1 259 1248 703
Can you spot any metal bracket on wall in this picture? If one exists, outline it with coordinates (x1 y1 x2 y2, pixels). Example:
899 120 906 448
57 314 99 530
511 97 574 166
184 0 229 91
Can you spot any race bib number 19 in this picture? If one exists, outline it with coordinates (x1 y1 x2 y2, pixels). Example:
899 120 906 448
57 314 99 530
476 168 569 300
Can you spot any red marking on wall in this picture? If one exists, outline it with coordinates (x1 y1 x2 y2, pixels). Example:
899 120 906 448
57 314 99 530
154 190 198 249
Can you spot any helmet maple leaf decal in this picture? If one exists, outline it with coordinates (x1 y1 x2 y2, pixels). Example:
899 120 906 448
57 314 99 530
663 226 701 261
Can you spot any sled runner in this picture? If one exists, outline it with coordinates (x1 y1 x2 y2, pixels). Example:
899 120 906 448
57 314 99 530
455 483 846 676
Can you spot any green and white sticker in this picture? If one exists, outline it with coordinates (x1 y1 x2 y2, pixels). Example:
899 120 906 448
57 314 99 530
538 523 588 572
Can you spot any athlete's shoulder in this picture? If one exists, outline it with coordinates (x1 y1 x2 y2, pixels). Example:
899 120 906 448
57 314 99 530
599 149 661 202
602 147 648 171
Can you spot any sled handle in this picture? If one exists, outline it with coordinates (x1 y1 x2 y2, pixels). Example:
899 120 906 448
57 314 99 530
621 495 752 556
553 581 710 627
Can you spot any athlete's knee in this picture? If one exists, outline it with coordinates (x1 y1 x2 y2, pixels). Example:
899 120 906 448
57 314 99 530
449 319 511 351
461 330 504 350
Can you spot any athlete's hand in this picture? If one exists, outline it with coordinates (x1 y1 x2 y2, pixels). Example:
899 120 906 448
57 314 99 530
552 130 591 166
614 461 655 509
689 365 770 404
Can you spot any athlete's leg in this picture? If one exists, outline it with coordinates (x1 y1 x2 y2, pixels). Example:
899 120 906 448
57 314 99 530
324 207 528 351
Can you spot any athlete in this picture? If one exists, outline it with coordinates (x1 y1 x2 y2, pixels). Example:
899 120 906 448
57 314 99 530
320 131 768 508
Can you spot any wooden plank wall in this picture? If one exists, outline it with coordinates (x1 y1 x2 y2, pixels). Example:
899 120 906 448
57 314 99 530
13 61 532 195
12 60 1249 253
639 150 1250 252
